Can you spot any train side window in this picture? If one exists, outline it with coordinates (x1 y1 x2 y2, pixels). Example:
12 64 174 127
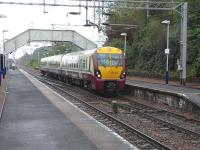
65 61 67 67
86 58 88 69
87 58 89 70
79 59 81 68
82 59 86 69
85 59 86 69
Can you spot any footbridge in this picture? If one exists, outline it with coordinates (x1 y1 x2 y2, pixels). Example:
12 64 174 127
4 29 97 55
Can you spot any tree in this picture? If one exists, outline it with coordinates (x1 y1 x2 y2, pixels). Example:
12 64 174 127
104 0 200 79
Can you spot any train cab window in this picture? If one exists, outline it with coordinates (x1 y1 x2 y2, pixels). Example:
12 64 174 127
97 54 110 67
111 54 123 67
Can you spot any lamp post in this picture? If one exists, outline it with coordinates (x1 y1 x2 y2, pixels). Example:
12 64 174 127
120 33 127 57
57 50 60 55
2 30 8 77
161 20 170 84
0 15 7 73
38 51 40 66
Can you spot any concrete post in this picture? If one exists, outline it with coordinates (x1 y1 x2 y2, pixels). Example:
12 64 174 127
180 2 188 85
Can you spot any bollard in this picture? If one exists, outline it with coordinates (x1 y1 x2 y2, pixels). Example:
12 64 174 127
3 68 5 79
4 67 6 75
112 100 118 114
0 71 2 86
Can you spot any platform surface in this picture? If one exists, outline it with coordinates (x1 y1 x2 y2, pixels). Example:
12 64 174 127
0 69 137 150
126 78 200 107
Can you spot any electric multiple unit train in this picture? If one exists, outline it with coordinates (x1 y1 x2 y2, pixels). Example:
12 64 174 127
40 46 126 94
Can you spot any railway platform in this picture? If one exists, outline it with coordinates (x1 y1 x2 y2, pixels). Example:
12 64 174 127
0 69 137 150
126 76 200 108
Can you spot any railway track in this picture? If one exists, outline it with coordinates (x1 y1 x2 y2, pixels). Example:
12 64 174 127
40 77 171 150
117 96 200 137
25 68 170 149
23 68 200 149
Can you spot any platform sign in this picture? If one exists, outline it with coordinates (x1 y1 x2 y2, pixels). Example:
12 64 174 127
165 49 170 54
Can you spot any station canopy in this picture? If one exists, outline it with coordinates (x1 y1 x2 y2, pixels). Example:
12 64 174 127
4 29 97 54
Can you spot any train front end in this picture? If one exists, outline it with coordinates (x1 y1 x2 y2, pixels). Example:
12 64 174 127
94 47 126 93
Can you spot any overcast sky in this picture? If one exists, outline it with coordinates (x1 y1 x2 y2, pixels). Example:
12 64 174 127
0 0 106 58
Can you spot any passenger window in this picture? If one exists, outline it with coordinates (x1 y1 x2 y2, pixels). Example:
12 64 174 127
85 59 87 69
83 59 86 69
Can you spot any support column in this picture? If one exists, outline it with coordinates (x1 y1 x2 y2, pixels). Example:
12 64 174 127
2 44 5 78
180 2 188 85
2 32 6 77
146 0 150 19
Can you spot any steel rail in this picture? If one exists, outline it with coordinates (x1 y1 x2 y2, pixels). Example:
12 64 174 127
26 68 200 139
120 96 200 138
53 85 171 149
22 67 171 150
34 75 171 150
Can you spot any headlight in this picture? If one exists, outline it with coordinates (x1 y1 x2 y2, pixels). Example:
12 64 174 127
95 70 102 79
120 71 126 79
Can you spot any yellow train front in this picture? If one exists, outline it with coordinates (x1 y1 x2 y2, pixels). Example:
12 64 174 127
92 47 126 93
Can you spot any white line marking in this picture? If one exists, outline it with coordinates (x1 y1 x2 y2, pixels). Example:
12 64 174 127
20 69 139 150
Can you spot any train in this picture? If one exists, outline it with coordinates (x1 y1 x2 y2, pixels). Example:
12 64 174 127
40 46 126 94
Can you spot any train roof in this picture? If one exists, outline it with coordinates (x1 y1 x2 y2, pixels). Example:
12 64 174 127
41 54 64 62
96 47 123 54
41 46 123 61
63 46 123 56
